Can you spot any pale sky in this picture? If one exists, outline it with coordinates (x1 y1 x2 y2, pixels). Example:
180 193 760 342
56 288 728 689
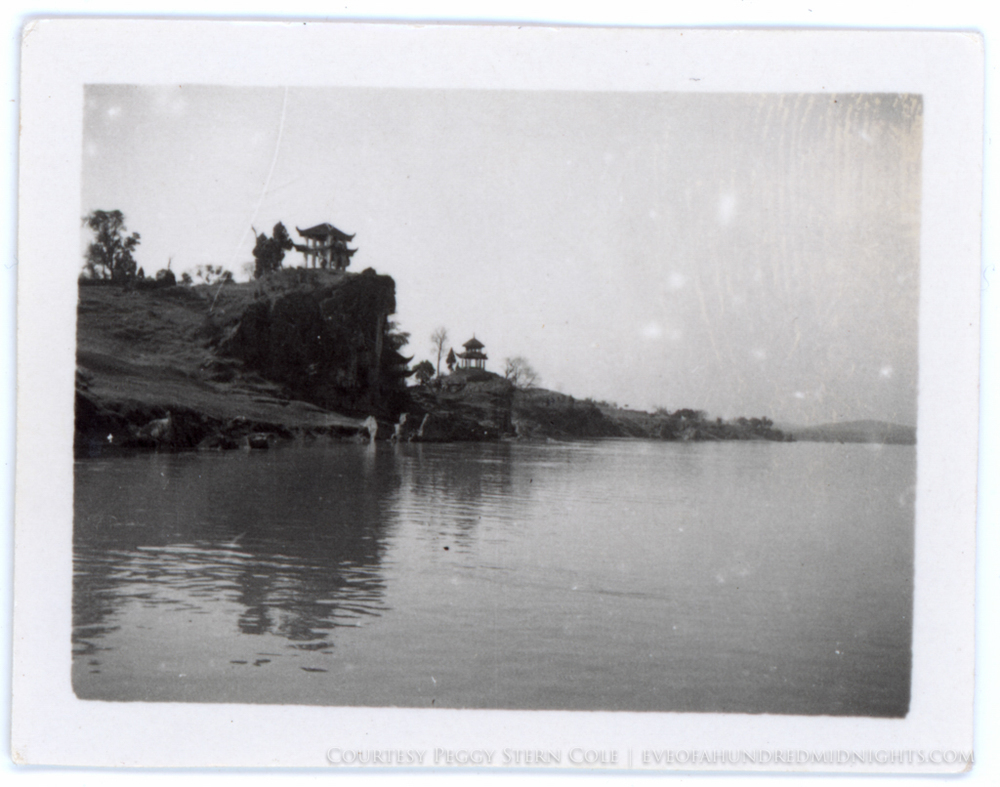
82 86 922 425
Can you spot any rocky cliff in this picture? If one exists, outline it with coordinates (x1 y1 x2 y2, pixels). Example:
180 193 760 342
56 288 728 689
217 267 406 415
74 268 406 455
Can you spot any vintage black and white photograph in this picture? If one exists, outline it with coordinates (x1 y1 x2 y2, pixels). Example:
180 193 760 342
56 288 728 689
12 20 983 772
71 84 921 715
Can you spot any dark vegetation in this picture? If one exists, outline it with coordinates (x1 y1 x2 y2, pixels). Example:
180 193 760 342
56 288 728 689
80 210 196 291
252 222 294 279
82 210 141 283
192 265 234 285
412 360 435 385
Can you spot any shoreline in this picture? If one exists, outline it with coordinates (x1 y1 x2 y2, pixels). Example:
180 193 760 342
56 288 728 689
74 273 909 456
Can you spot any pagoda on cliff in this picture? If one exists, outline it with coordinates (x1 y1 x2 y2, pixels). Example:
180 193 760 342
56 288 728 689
457 337 488 371
294 223 357 270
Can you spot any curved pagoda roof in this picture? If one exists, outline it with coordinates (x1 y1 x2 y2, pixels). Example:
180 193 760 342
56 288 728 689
296 223 355 242
462 337 485 350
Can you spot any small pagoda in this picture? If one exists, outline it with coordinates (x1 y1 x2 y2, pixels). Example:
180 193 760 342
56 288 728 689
294 223 358 270
457 337 488 371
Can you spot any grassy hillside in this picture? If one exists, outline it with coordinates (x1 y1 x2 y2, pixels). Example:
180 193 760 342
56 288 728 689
75 272 374 455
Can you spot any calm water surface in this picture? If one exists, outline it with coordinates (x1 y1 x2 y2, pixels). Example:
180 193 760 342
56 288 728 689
74 440 913 716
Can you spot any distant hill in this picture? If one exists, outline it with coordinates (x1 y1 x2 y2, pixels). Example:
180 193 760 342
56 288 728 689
785 420 916 445
509 388 791 442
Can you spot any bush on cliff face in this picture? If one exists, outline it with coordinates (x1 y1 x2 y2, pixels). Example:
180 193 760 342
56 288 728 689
219 268 411 416
380 320 415 415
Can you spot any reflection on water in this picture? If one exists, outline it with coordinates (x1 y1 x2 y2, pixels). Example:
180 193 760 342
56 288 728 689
74 440 913 715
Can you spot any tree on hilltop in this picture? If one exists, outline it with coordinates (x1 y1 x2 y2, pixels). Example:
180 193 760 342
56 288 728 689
413 360 435 385
194 265 234 285
252 222 294 279
503 356 539 389
82 210 141 283
430 327 449 377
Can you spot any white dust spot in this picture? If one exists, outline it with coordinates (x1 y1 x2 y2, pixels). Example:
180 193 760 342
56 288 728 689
641 322 663 340
668 272 687 290
106 106 121 118
751 348 767 361
880 365 894 379
793 391 806 399
151 88 188 116
649 208 658 219
718 192 737 225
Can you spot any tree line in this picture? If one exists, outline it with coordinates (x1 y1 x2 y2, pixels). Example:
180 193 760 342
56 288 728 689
81 209 246 287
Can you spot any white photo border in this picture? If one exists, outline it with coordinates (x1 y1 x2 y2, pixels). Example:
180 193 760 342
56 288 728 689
13 18 983 773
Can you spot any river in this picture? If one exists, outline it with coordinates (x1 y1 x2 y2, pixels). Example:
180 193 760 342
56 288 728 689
73 439 913 716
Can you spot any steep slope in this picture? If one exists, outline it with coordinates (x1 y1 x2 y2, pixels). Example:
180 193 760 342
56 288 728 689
74 269 400 455
217 267 405 414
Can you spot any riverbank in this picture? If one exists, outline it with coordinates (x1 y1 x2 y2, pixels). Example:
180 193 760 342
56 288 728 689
75 271 794 454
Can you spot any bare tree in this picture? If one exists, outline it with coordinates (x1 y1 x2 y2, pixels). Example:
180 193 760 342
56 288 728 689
503 356 539 389
430 327 449 377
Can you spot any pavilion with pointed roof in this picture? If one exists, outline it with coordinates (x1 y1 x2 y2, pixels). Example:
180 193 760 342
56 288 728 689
294 223 358 270
457 337 488 371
